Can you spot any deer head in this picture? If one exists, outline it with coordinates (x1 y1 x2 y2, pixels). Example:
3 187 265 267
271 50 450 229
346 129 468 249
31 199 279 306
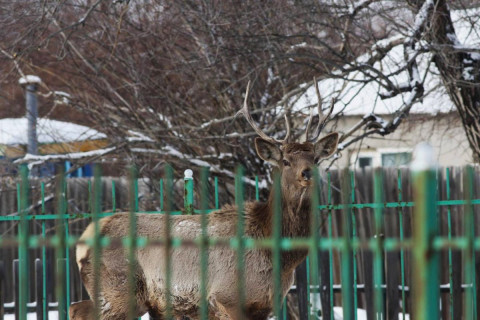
237 81 339 206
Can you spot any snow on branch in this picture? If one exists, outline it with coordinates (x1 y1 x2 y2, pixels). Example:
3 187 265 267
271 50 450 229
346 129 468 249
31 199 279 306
347 0 375 16
130 147 267 189
14 146 119 170
337 80 424 152
405 0 434 47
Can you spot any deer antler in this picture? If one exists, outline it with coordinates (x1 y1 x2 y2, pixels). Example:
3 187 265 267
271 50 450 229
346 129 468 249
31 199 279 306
305 77 335 143
237 81 291 145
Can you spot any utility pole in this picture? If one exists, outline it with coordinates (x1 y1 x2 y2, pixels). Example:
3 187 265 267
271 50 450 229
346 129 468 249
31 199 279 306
18 75 41 155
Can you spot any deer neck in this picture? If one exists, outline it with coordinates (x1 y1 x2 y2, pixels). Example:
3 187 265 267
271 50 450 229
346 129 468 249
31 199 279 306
264 185 311 271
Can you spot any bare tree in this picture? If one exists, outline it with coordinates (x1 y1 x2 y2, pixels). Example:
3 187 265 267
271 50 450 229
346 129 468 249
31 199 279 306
0 0 479 188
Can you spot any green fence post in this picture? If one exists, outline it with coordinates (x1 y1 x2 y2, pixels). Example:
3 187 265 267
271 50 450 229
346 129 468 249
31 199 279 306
327 173 334 320
308 169 322 319
272 172 282 319
159 178 164 211
235 166 246 319
411 143 439 320
41 182 48 320
445 167 454 320
463 165 477 319
111 180 116 212
397 169 407 320
92 164 102 319
350 170 358 320
18 165 29 320
373 168 385 319
199 167 210 320
340 169 354 320
164 165 174 319
184 169 194 215
214 176 219 209
64 178 71 313
127 166 138 320
55 165 67 320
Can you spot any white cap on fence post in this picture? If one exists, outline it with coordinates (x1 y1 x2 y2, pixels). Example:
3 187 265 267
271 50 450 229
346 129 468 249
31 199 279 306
184 169 193 180
411 142 437 171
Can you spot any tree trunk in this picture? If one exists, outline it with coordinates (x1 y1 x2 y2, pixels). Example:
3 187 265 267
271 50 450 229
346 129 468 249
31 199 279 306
413 0 480 161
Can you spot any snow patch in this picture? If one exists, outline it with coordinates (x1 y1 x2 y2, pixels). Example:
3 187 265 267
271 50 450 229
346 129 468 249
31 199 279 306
18 75 42 85
0 118 106 145
127 130 154 143
54 91 71 104
463 66 475 81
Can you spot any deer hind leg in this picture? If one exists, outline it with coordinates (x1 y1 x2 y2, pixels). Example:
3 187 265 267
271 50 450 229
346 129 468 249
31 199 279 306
77 258 148 319
86 276 149 320
73 286 147 320
69 300 95 320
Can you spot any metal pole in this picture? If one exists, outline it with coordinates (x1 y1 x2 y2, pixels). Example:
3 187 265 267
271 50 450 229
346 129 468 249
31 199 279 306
19 75 41 155
26 83 38 154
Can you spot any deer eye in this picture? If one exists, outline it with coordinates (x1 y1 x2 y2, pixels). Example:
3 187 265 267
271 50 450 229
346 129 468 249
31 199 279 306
283 159 291 166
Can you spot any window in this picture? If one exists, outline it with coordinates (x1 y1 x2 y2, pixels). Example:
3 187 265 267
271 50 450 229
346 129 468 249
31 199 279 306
352 149 412 169
381 152 412 167
65 161 93 177
358 157 372 169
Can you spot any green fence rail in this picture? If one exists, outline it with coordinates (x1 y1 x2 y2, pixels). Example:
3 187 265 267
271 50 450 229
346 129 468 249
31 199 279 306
1 162 480 319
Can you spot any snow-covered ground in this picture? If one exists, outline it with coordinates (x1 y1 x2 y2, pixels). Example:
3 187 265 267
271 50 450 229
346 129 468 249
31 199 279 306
4 309 409 320
328 307 410 320
4 311 59 320
3 312 150 320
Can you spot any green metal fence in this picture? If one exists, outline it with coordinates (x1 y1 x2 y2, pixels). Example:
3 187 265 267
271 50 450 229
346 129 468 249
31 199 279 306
1 162 480 319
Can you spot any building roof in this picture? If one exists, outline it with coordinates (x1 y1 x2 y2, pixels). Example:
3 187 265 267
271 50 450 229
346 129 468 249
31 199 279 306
289 7 480 116
0 117 106 146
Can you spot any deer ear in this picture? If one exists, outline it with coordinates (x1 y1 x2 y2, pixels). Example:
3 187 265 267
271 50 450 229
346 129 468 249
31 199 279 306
314 132 339 162
255 137 282 166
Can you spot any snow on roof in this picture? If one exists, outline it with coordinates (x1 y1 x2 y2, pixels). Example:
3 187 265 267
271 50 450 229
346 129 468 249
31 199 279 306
290 8 480 116
0 118 106 145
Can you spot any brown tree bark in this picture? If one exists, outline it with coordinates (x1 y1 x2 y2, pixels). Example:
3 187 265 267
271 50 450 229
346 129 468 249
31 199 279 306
411 0 480 161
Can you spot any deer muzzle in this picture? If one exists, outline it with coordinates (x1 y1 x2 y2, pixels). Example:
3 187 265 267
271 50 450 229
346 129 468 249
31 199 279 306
299 168 313 187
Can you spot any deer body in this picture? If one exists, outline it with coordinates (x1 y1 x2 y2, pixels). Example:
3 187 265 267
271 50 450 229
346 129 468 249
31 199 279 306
74 200 303 319
71 83 339 320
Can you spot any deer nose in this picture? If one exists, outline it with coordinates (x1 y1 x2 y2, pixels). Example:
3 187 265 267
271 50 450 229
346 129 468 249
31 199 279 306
301 169 312 181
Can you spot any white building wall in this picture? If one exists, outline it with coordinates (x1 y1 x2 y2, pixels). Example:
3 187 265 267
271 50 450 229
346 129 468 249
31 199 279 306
328 113 472 168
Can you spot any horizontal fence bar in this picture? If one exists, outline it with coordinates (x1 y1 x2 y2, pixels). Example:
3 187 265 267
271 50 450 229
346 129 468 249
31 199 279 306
2 197 480 222
4 235 480 252
290 283 476 294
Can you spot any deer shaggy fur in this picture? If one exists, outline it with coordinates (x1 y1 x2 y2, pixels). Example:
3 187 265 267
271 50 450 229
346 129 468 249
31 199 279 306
71 92 339 319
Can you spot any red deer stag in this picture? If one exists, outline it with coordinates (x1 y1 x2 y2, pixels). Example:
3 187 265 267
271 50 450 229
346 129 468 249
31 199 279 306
70 83 339 320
